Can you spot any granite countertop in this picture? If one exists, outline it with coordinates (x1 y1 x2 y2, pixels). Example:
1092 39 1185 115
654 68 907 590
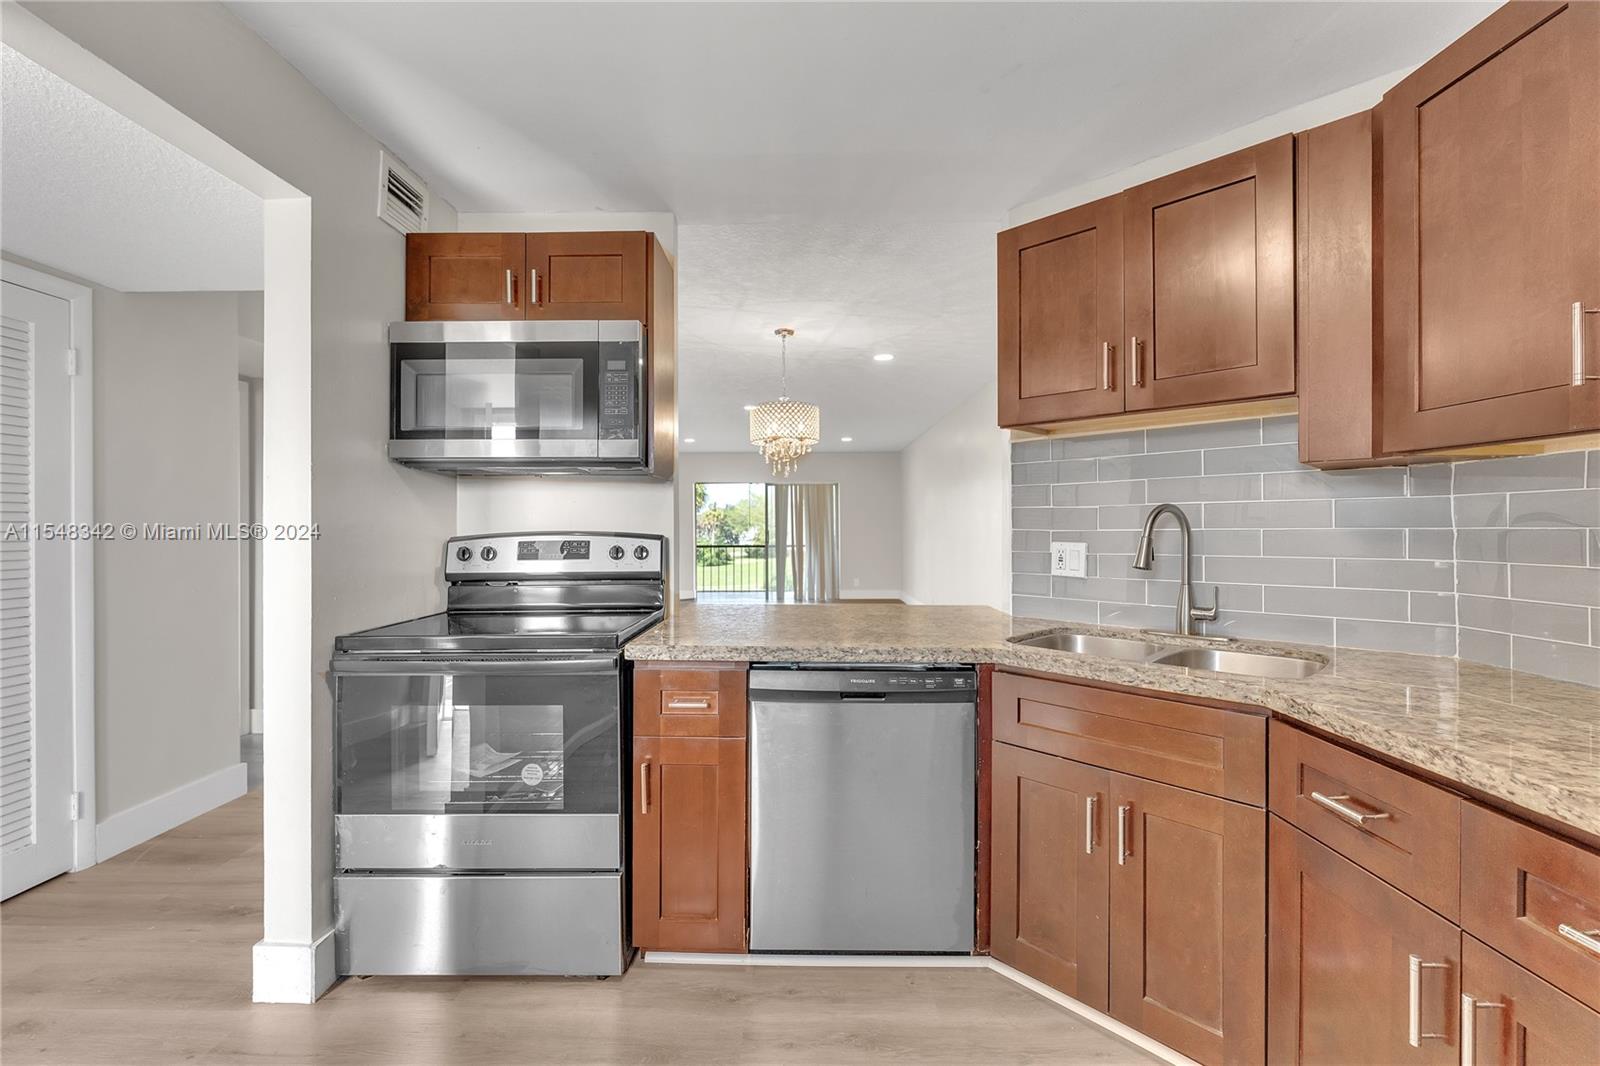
628 602 1600 840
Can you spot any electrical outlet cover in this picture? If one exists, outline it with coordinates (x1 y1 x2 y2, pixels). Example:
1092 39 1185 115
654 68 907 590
1051 541 1088 578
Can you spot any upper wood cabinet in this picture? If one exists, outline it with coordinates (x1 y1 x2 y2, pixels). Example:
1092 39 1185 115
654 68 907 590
997 196 1126 426
405 230 657 324
997 136 1295 428
526 231 651 322
1123 135 1296 413
1379 0 1600 451
404 232 526 320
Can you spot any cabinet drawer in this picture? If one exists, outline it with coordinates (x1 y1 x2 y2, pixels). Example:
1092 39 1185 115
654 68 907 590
1269 721 1460 919
992 670 1265 805
633 663 747 738
1462 935 1600 1066
1461 802 1600 1012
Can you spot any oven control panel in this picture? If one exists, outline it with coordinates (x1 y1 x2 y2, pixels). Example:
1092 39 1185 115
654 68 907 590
445 532 664 579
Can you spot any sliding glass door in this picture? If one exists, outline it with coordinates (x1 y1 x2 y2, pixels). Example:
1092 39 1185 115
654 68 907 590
693 482 839 603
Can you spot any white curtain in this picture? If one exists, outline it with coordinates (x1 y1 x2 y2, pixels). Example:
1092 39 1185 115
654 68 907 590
772 483 840 603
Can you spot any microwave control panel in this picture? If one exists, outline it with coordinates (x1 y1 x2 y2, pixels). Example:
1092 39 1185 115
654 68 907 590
599 358 636 440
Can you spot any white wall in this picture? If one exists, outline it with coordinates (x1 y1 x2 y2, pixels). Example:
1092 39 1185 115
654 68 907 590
456 211 674 256
900 383 1010 610
24 0 461 998
677 452 904 600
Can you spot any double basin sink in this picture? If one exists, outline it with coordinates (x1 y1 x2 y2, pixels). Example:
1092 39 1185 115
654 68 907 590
1013 631 1325 680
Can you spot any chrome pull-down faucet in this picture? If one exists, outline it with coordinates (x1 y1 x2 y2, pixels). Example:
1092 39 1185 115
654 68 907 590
1132 503 1218 637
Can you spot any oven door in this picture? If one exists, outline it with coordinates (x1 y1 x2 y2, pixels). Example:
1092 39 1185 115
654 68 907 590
388 320 643 467
333 655 622 872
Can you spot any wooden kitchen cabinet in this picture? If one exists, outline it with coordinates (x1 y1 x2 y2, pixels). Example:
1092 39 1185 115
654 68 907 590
1268 817 1462 1065
1109 772 1265 1066
525 231 650 322
1122 135 1296 413
990 741 1110 1008
631 735 746 953
1461 935 1600 1066
997 195 1126 426
404 232 526 320
1379 0 1600 451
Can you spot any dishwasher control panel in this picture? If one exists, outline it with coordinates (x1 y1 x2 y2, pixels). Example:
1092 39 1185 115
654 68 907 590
749 666 976 695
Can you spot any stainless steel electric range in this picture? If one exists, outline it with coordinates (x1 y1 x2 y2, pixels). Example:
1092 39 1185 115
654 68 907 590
329 532 665 977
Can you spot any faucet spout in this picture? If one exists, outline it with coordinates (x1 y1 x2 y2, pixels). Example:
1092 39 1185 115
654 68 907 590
1131 504 1217 637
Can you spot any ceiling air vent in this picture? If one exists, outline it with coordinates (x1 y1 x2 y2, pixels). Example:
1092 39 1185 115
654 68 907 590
378 150 428 235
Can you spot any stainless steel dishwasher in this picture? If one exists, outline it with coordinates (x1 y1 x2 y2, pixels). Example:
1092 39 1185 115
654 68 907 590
747 665 977 953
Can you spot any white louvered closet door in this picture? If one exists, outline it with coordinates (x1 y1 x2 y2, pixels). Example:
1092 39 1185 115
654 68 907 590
0 280 75 899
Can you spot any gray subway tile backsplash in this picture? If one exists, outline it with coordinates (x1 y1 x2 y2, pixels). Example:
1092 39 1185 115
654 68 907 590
1009 414 1598 686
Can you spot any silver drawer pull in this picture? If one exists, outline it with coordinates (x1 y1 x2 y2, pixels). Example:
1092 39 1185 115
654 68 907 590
1129 336 1144 388
530 268 540 306
1573 301 1599 386
505 268 515 305
639 760 650 816
1461 993 1505 1064
1116 803 1132 866
666 698 711 710
1408 954 1450 1047
1084 794 1099 855
1310 790 1391 828
1558 924 1600 956
1101 342 1114 390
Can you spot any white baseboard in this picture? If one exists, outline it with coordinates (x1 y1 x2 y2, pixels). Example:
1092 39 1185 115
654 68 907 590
252 928 337 1003
249 705 263 734
95 761 249 862
641 952 1196 1066
837 589 903 601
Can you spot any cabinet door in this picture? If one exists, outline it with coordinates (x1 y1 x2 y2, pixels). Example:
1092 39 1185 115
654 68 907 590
632 736 746 952
1123 135 1296 412
1109 772 1265 1065
997 195 1125 426
404 233 525 320
1461 935 1600 1066
526 232 650 322
1268 818 1461 1066
1380 1 1600 450
990 741 1110 1009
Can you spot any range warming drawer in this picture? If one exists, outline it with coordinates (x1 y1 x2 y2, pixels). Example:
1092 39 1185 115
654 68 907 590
336 873 625 976
336 812 620 871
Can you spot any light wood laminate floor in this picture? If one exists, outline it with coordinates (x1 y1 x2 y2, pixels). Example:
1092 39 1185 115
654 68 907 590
2 791 1159 1065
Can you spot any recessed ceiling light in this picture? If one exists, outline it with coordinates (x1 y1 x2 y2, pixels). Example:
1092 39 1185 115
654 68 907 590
743 404 757 411
840 436 854 443
873 353 895 362
683 438 696 444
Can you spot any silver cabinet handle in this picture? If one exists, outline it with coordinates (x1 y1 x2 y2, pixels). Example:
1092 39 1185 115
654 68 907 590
1084 793 1099 855
530 268 540 306
666 697 711 710
1408 954 1450 1047
1461 993 1506 1065
1129 336 1144 387
1574 302 1600 385
1116 803 1132 866
1310 791 1391 828
639 760 650 816
505 268 515 305
1558 923 1600 956
1101 342 1114 390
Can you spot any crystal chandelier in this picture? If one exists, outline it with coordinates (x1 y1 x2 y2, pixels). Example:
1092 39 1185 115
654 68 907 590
748 327 820 477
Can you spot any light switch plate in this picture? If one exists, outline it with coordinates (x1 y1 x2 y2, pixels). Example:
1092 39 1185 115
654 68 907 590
1051 541 1088 578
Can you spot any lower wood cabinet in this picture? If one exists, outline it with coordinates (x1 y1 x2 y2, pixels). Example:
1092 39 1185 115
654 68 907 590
991 736 1265 1065
1268 816 1461 1065
631 735 746 953
1461 934 1600 1066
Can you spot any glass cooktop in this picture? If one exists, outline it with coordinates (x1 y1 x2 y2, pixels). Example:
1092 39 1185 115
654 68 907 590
333 609 662 656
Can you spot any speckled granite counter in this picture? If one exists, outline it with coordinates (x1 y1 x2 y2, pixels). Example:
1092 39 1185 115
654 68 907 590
628 603 1600 840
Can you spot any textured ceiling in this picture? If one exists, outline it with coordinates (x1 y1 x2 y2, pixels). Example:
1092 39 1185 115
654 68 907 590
0 43 263 293
229 1 1496 448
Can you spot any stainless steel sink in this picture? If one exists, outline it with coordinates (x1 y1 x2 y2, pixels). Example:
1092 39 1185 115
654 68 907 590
1152 647 1325 679
1014 632 1166 661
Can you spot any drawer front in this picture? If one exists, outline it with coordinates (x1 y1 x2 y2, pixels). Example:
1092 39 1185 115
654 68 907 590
633 662 747 738
1462 935 1600 1066
1461 802 1600 1013
1269 720 1460 919
992 670 1265 805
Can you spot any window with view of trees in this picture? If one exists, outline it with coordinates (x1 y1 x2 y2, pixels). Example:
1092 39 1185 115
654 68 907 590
693 483 775 599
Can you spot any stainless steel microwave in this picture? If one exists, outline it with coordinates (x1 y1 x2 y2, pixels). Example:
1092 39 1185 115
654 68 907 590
388 320 670 477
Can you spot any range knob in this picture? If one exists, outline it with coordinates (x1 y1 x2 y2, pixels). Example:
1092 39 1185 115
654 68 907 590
609 545 626 560
634 545 650 560
479 545 497 562
455 546 473 562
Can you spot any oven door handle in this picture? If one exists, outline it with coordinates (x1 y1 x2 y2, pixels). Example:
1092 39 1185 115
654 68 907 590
331 654 621 676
